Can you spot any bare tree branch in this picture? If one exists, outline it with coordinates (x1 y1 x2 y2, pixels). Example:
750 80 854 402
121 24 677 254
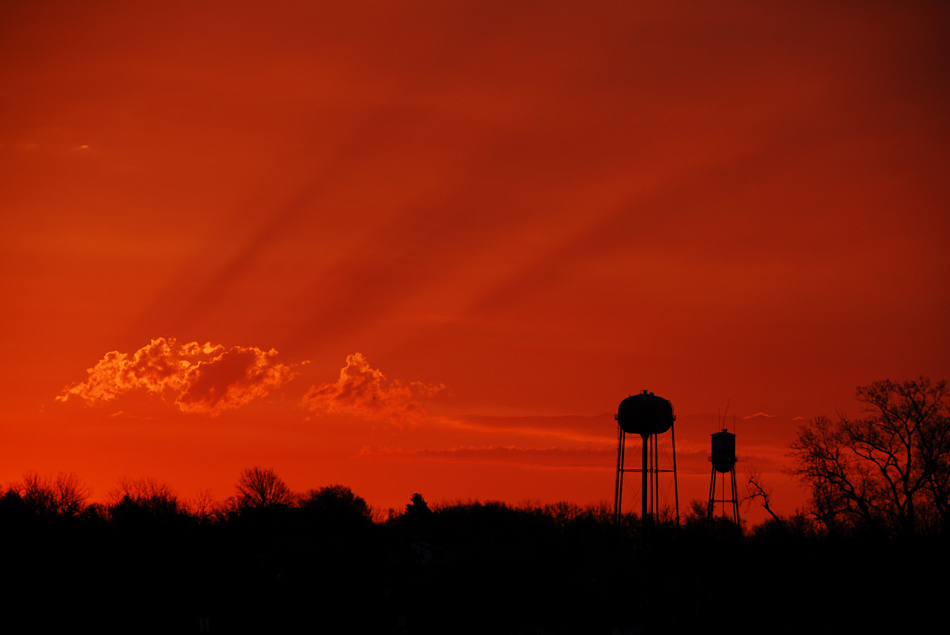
787 378 950 537
235 467 293 509
745 467 780 523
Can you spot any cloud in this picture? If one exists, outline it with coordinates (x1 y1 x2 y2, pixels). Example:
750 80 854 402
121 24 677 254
303 353 445 424
357 445 613 470
742 412 777 419
450 413 615 443
57 337 297 416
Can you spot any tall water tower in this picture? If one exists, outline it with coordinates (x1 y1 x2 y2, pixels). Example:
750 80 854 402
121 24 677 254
614 390 679 523
707 428 740 523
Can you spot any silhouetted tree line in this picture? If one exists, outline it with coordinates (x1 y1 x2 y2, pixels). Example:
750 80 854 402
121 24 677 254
0 477 943 634
1 378 946 633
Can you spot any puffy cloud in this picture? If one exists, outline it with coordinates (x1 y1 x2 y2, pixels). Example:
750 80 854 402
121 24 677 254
57 337 297 416
303 353 444 424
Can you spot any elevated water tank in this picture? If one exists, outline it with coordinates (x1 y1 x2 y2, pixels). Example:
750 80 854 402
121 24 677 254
616 390 675 436
711 429 736 473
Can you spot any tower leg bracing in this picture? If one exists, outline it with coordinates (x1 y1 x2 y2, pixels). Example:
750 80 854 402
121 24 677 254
707 465 740 525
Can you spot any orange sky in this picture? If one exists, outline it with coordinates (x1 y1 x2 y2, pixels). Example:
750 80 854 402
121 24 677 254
2 1 948 525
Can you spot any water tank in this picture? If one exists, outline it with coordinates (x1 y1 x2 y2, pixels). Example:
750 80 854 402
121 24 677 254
616 390 675 436
711 429 736 472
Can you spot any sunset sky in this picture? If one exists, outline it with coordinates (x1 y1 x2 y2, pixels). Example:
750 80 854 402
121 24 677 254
2 1 948 524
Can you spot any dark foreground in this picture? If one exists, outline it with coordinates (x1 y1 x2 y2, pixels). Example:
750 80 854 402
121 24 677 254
0 499 945 634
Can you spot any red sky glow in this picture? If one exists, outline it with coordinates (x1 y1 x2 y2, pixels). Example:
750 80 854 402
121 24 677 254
2 0 948 525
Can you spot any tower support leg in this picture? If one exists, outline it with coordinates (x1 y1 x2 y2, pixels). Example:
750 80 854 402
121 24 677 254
671 422 679 523
614 428 625 522
730 467 740 525
641 433 648 521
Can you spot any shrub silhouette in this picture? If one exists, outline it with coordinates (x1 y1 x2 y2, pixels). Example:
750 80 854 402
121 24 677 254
298 484 372 532
405 492 432 518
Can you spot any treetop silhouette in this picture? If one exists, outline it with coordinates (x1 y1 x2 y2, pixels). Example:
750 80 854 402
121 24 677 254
234 466 294 509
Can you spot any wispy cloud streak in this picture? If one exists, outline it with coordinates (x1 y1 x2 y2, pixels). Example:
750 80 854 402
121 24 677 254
358 445 613 469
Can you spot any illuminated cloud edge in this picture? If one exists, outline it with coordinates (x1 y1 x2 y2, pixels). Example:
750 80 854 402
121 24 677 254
57 337 297 416
303 352 445 424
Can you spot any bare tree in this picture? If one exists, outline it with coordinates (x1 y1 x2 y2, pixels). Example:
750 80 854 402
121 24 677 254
17 472 90 518
745 467 781 523
187 488 221 523
235 467 293 509
788 377 950 536
109 476 181 519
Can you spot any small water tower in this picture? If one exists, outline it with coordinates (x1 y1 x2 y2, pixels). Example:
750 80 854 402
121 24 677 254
613 390 679 523
707 429 740 523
